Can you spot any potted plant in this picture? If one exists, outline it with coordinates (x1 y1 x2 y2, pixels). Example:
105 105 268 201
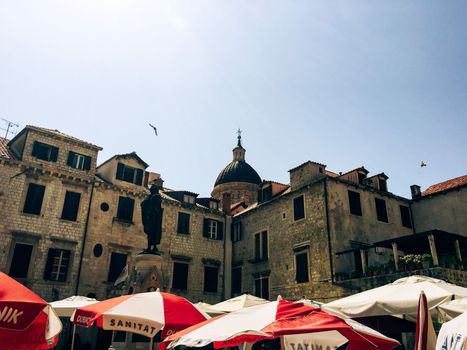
421 254 432 269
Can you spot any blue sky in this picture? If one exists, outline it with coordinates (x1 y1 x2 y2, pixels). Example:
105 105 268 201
1 1 466 198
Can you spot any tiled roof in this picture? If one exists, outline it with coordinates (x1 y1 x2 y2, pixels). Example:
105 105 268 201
25 125 102 150
422 175 467 196
0 137 13 158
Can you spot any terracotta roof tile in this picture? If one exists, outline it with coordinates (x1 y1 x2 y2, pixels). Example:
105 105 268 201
422 175 467 196
0 137 13 158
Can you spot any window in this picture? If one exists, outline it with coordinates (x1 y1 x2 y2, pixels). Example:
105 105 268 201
254 231 268 261
209 201 218 210
172 262 189 290
400 205 412 228
183 195 195 204
358 173 366 184
116 162 144 185
67 151 91 171
204 266 218 293
116 196 135 222
254 276 269 300
9 243 33 278
293 195 305 221
177 212 190 234
375 198 388 222
23 183 46 215
31 141 58 162
203 219 223 240
232 267 242 294
348 190 362 216
232 222 242 242
295 251 309 283
61 191 81 221
44 249 71 282
107 252 127 282
379 179 388 192
259 186 272 202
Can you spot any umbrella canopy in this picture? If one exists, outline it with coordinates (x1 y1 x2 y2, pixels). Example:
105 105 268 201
415 291 436 350
436 311 467 350
0 272 62 349
210 294 269 312
438 298 467 322
50 295 98 317
323 276 467 318
165 299 400 350
194 302 225 316
71 291 208 339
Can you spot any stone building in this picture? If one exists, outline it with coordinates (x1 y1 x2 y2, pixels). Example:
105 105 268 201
0 126 227 304
1 125 465 307
410 175 467 234
0 126 101 300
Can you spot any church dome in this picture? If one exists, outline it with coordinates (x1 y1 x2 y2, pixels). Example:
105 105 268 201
214 160 261 186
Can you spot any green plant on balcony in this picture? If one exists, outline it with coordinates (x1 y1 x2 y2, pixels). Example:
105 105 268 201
400 254 423 271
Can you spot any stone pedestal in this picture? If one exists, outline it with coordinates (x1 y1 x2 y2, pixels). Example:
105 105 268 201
132 253 164 293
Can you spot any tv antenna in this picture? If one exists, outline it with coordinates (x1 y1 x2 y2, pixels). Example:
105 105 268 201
1 118 19 139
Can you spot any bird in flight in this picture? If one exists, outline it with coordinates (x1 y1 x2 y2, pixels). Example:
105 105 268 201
420 161 427 167
149 123 158 136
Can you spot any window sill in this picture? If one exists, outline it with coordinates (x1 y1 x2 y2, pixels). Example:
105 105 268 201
21 212 41 218
177 232 190 235
203 290 219 294
112 217 134 225
293 217 305 223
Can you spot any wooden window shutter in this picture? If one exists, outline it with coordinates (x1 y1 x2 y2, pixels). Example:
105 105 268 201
203 219 209 237
50 146 59 162
43 249 56 280
262 231 268 260
217 221 224 240
254 233 260 261
31 141 39 157
116 162 124 180
135 169 144 185
67 151 75 166
83 156 91 171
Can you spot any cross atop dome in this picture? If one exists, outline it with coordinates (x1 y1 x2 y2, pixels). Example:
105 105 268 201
237 128 242 147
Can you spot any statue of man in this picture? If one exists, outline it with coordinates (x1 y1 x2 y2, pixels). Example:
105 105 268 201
140 183 164 253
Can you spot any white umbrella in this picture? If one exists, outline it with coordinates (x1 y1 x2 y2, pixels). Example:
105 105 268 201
438 298 467 322
50 295 98 317
210 294 269 312
323 276 467 319
436 311 467 350
51 296 99 350
194 302 225 316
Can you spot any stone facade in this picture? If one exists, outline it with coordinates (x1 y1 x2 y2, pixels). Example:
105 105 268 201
0 126 100 301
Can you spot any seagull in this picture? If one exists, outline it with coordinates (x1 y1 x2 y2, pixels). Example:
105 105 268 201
420 161 427 167
149 123 158 136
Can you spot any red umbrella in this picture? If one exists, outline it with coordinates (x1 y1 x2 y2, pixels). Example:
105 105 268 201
164 299 400 350
72 291 209 348
415 291 436 350
0 272 62 350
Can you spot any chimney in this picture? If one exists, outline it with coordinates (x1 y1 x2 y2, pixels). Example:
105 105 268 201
222 193 231 215
410 185 421 199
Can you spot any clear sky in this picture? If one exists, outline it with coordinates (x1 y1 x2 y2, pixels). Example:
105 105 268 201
1 1 466 198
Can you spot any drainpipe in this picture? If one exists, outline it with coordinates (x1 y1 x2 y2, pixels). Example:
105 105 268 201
75 180 95 295
323 178 334 283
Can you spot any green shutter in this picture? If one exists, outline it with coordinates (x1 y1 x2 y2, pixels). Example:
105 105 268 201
67 151 75 166
217 221 224 240
203 218 209 237
50 146 59 162
116 163 124 180
44 249 56 280
83 156 91 171
31 141 39 157
135 169 143 185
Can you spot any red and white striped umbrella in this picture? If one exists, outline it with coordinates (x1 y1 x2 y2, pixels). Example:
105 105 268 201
415 291 437 350
165 299 400 350
0 272 62 350
71 291 208 339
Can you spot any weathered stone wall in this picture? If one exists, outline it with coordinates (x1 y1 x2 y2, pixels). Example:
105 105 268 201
327 178 413 275
411 188 467 235
211 182 259 207
233 179 348 303
0 128 97 302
